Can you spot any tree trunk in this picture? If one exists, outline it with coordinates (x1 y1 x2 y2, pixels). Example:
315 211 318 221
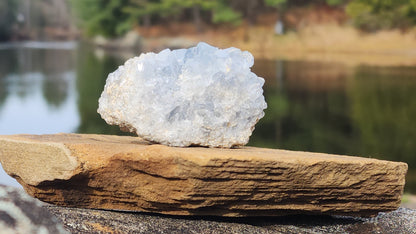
243 0 259 42
192 4 202 33
143 15 150 28
246 0 258 25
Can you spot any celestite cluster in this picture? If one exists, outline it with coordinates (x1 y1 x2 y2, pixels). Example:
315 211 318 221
98 42 267 148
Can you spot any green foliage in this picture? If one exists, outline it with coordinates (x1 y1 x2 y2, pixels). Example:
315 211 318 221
137 0 224 22
265 0 346 8
70 0 132 37
70 0 249 37
212 2 241 25
346 0 415 31
69 0 416 38
404 0 416 24
325 0 346 6
0 0 20 41
264 0 286 7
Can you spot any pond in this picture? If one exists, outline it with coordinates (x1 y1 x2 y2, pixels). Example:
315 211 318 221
0 42 415 193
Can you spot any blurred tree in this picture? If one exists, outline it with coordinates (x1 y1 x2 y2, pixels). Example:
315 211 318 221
325 0 347 6
126 0 219 32
72 0 221 36
70 0 132 37
0 49 14 107
211 0 241 25
0 80 8 108
0 0 20 41
2 0 74 40
346 0 416 31
404 0 416 24
42 74 69 108
70 0 356 38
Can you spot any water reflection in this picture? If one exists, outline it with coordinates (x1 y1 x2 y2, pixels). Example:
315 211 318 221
349 66 416 190
0 45 78 134
250 60 355 154
251 61 416 192
75 44 129 135
0 43 415 193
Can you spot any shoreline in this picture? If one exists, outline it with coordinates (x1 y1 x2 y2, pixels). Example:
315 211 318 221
191 24 416 67
3 23 416 67
136 23 416 67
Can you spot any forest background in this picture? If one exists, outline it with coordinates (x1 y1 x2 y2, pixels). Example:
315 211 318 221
2 0 416 65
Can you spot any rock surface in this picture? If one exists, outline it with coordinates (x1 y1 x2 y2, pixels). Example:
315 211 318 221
98 42 267 147
0 185 68 234
0 134 407 217
45 205 416 234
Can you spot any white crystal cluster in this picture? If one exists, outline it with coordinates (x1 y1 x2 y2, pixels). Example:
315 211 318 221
98 42 267 148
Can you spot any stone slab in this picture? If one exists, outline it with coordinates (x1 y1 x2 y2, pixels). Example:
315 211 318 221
44 205 416 234
0 134 408 217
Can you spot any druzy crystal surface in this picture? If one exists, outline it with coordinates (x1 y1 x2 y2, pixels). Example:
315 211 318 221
98 42 267 148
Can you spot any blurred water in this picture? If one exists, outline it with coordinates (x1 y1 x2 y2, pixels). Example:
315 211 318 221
0 71 78 134
0 42 79 187
0 42 415 193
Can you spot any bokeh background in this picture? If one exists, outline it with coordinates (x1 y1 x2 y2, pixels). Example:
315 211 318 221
1 0 416 204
